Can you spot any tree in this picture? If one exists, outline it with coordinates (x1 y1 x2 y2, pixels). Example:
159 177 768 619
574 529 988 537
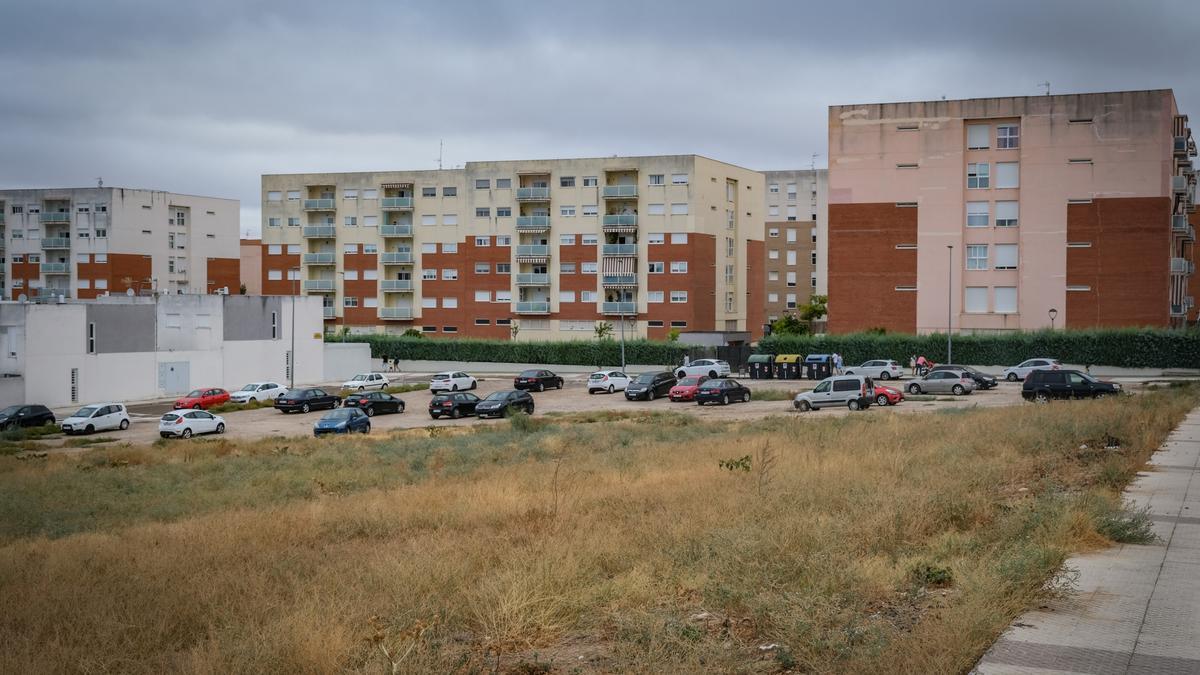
238 283 247 295
770 315 809 336
402 328 423 338
510 322 520 339
799 294 828 322
666 328 682 342
594 321 614 340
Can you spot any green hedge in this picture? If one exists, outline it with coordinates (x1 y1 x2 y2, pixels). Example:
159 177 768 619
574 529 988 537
340 336 690 368
757 328 1200 369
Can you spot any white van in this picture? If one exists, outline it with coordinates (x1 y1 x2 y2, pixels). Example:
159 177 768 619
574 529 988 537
793 375 875 411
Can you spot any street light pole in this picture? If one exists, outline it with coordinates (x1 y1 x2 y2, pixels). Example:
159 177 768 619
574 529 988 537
947 245 953 364
290 273 297 389
619 310 627 370
1048 308 1058 331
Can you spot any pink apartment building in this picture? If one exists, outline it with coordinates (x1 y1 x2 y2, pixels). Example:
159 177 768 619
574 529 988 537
827 89 1196 334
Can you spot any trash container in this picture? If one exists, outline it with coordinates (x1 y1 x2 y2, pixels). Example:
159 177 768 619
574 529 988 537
748 354 775 379
774 354 802 379
804 354 833 380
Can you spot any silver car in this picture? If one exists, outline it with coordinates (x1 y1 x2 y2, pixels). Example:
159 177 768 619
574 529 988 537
906 370 975 395
844 359 904 381
1002 358 1061 382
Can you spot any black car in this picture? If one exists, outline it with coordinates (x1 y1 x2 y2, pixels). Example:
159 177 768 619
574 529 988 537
1022 369 1122 403
274 388 341 414
429 392 481 419
343 391 405 416
695 378 753 406
0 404 55 430
513 369 563 392
929 364 998 389
624 371 677 401
474 390 535 418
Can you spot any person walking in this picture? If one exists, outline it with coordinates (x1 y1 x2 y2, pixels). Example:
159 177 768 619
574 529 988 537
909 355 917 376
916 355 927 376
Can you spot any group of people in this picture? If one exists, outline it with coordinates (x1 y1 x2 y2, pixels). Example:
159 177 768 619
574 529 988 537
909 355 936 376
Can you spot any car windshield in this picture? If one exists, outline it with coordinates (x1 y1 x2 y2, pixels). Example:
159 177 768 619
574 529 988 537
518 370 539 378
324 409 355 420
238 384 258 392
635 374 657 384
350 375 367 381
483 392 510 401
679 377 702 386
184 389 204 398
0 405 20 416
72 406 99 417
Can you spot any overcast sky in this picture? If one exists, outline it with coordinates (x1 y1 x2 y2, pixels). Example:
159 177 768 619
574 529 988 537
2 0 1197 236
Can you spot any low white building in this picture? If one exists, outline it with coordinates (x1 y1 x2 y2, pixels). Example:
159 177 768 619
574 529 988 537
0 294 325 408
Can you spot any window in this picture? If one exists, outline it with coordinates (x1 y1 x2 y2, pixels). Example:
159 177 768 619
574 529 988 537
443 297 458 309
670 261 687 273
967 124 989 149
995 162 1019 189
768 227 779 238
495 178 511 189
475 208 490 218
87 323 95 353
581 262 597 274
496 235 511 246
582 205 598 216
442 214 458 226
647 203 665 215
442 187 457 197
582 176 598 187
475 318 491 325
648 174 664 185
560 262 576 274
363 215 378 227
343 189 358 199
967 163 990 189
965 287 988 313
967 201 989 227
287 244 300 255
786 183 796 197
572 290 594 303
994 287 1017 313
442 243 458 253
421 243 437 254
475 179 490 190
267 270 283 281
671 173 688 185
363 189 378 199
266 190 282 202
768 271 779 281
475 262 490 274
997 124 1019 149
648 232 665 244
286 190 300 201
421 297 437 308
811 228 817 243
810 251 817 266
344 243 358 254
422 268 437 280
560 234 576 246
768 293 779 303
786 206 797 220
768 250 779 260
496 263 511 274
363 269 378 280
768 206 779 217
786 293 797 309
421 187 436 197
343 297 359 308
786 228 797 243
441 268 458 280
786 250 797 266
994 244 1018 270
363 244 377 254
670 203 688 215
786 272 797 287
996 201 1019 227
267 217 281 228
362 298 378 308
287 217 299 227
95 253 107 263
441 326 457 334
647 291 664 303
581 234 598 245
496 207 511 218
344 216 357 227
648 262 664 273
966 245 988 270
559 291 575 303
810 275 817 288
495 290 512 302
670 233 687 245
475 236 490 247
670 291 688 303
343 270 359 281
268 244 282 255
560 176 575 187
768 183 779 193
560 205 576 217
287 268 299 280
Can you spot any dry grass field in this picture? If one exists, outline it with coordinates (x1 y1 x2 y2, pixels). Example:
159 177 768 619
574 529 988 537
0 386 1195 674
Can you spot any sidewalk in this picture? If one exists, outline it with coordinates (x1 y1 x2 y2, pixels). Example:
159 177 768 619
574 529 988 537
975 409 1200 674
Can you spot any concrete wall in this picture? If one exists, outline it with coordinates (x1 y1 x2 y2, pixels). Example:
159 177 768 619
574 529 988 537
323 342 372 382
86 303 155 353
223 295 283 341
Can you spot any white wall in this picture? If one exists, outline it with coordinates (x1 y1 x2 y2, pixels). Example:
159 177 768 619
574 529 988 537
323 342 372 382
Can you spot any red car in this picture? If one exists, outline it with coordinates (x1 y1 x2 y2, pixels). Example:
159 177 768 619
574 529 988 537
874 385 905 407
174 388 231 410
668 375 709 402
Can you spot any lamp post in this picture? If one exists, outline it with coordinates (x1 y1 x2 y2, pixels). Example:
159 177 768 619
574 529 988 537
1048 307 1058 331
946 245 953 364
290 270 297 389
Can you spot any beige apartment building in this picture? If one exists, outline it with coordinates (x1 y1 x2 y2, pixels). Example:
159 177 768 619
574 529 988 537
0 188 241 301
761 169 827 326
259 155 765 341
827 89 1197 334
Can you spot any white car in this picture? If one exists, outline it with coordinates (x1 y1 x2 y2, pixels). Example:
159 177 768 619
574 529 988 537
159 410 226 438
844 359 904 381
429 371 477 393
588 370 631 394
341 372 391 391
61 403 130 435
675 359 731 380
230 382 288 404
1002 358 1061 382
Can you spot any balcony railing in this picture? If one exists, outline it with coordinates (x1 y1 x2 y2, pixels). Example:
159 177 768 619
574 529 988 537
1171 303 1186 316
302 252 335 264
381 252 414 264
381 224 413 236
381 197 413 210
602 243 638 256
0 214 5 225
303 279 335 291
515 187 550 201
39 212 71 224
40 237 71 250
601 185 638 199
302 225 336 238
1174 214 1190 232
41 262 69 274
602 274 638 287
515 273 550 286
602 214 638 227
515 216 550 231
1176 136 1189 157
380 280 414 291
303 198 335 210
379 307 414 319
602 302 638 314
515 244 550 258
514 301 550 314
322 307 336 318
1173 176 1188 194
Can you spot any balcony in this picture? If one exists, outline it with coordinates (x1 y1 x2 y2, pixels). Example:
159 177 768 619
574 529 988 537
380 280 414 292
514 301 550 314
322 307 336 319
380 224 413 237
41 262 69 274
602 243 638 256
602 185 638 199
1176 135 1190 157
515 244 550 260
1173 214 1190 232
41 238 71 250
1187 296 1196 309
602 274 638 287
381 197 413 210
39 213 70 224
381 252 414 264
1173 176 1188 194
303 225 336 238
602 214 638 230
1170 257 1194 274
302 279 335 291
602 302 638 315
302 252 335 265
379 307 414 320
515 273 550 286
515 187 550 201
0 214 5 225
515 216 550 232
303 199 335 211
1171 303 1186 317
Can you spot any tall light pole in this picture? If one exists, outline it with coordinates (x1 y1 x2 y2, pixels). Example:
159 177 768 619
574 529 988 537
290 270 297 389
1048 307 1058 331
946 245 953 364
619 309 627 370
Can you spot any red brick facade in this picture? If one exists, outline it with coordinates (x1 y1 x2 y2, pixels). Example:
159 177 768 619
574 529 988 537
206 257 241 294
827 203 917 333
746 239 765 341
260 244 301 296
646 233 716 340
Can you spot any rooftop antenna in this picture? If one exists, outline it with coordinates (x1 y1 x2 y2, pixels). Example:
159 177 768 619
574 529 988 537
437 139 444 170
1038 81 1051 96
810 153 819 171
97 177 103 188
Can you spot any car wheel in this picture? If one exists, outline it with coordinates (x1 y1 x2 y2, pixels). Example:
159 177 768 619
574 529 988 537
848 399 861 411
796 400 812 412
358 386 365 392
119 419 130 430
430 414 440 419
676 370 686 379
470 381 477 390
1034 391 1050 404
879 372 890 380
450 407 461 419
3 422 15 432
607 385 614 394
362 424 371 434
907 384 921 395
216 423 225 434
588 389 595 395
85 425 95 434
952 384 965 396
301 403 310 414
845 370 854 375
648 390 655 401
537 383 545 392
1007 373 1018 382
192 404 201 410
181 428 192 439
709 371 718 380
452 384 459 392
557 381 563 390
365 407 375 417
1094 392 1107 400
876 394 890 407
721 394 730 406
524 404 534 415
44 419 55 427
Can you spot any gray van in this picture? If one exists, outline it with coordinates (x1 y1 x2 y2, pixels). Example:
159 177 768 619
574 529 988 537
793 375 874 411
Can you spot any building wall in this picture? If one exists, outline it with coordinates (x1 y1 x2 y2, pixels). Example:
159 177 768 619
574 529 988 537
240 239 263 295
762 169 827 311
828 203 918 333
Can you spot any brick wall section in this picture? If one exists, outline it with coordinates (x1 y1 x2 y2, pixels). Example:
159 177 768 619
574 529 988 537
746 239 765 341
646 233 716 339
259 244 300 296
827 203 917 333
8 260 39 299
206 257 240 294
77 254 108 299
107 253 153 295
1066 197 1171 328
556 242 600 321
340 245 378 326
419 238 513 338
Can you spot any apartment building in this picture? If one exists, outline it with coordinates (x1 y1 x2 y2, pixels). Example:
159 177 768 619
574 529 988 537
827 89 1197 334
0 188 241 301
761 170 827 325
259 155 764 341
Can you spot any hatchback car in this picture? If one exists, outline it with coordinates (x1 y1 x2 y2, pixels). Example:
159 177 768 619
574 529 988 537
342 391 405 416
1022 369 1121 403
625 371 677 401
475 390 535 418
174 388 230 410
906 370 975 396
928 365 997 389
1002 358 1061 382
340 372 390 392
429 392 481 419
429 371 477 393
844 360 904 381
513 369 563 392
0 404 55 430
793 375 875 411
695 378 752 406
874 385 905 407
313 407 371 436
159 410 226 438
229 382 287 404
588 370 630 394
668 375 709 402
676 359 732 380
61 403 130 435
274 388 341 414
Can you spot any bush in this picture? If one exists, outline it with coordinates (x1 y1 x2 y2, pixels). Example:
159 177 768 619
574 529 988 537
339 336 689 368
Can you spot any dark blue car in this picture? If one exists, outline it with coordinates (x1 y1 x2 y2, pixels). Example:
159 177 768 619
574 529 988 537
313 407 371 436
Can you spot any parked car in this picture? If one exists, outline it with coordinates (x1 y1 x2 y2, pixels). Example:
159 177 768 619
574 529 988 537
159 410 225 438
429 371 477 393
1002 358 1061 382
874 385 905 407
844 360 904 381
475 390 535 418
0 404 55 430
793 375 875 411
668 375 709 402
695 378 752 406
588 370 630 394
340 372 391 392
313 407 371 436
513 369 563 392
173 388 231 410
342 391 405 416
429 392 481 419
676 359 732 380
274 388 341 414
929 364 997 389
625 371 678 401
906 370 976 395
61 403 130 435
229 382 287 404
1022 369 1121 403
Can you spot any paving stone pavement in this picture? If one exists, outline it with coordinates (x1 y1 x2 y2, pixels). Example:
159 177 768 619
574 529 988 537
975 410 1200 675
